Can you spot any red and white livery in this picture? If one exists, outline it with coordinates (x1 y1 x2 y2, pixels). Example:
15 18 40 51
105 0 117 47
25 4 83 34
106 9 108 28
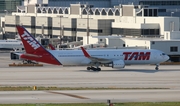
16 25 169 71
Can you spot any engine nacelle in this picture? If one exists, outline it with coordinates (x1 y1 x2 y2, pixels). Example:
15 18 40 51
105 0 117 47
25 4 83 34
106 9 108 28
112 60 125 68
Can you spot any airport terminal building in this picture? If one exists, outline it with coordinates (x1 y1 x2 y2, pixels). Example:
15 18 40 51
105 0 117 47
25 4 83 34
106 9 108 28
1 0 180 61
1 2 180 40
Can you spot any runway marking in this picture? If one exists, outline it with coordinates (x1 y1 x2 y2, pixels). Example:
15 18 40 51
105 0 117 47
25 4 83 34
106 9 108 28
46 91 89 99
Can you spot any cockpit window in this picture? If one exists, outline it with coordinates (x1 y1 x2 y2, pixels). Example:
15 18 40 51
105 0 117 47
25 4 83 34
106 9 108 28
162 53 166 55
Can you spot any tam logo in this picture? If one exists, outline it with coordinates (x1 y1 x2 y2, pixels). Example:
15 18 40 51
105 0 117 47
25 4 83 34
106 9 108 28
21 31 40 50
123 52 151 60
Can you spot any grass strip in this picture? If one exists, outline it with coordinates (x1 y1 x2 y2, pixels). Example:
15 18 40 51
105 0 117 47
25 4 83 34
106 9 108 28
0 102 180 106
0 86 169 91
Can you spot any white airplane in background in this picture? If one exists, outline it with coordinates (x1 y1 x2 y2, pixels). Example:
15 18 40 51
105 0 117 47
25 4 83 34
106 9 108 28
16 25 169 71
0 39 24 50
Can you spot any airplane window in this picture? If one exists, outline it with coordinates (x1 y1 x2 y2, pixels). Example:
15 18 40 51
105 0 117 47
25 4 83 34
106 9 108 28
162 53 166 55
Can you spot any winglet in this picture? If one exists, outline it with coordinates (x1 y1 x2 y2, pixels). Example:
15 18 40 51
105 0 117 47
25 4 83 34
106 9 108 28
49 44 55 50
80 47 90 58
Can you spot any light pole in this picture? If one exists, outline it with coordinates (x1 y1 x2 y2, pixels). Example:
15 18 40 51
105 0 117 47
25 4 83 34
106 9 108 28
58 16 63 45
171 12 174 17
84 4 93 45
87 7 89 45
41 24 44 37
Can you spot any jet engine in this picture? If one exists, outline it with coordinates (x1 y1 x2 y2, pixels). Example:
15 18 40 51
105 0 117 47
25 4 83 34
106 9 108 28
112 60 125 68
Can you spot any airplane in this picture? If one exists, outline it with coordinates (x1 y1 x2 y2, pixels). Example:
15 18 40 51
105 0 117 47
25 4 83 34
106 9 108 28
16 25 169 71
0 39 24 50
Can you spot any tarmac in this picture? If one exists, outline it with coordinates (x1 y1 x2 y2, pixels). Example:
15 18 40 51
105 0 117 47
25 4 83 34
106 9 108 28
1 90 180 104
0 52 180 103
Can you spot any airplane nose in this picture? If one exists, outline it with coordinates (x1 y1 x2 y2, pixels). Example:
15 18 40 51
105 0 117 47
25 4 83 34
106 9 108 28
166 55 170 61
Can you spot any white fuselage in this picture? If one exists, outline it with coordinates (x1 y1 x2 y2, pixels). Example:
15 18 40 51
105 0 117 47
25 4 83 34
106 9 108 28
0 40 24 50
49 49 169 66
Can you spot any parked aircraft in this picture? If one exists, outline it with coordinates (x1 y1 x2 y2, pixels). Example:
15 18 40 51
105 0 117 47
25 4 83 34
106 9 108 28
16 25 169 71
0 39 24 50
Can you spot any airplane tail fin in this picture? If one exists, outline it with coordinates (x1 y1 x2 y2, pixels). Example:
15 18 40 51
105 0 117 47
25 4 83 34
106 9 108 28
16 25 61 65
16 25 43 54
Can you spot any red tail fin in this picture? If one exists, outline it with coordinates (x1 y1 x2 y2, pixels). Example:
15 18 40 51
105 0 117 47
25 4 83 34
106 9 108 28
16 25 61 65
16 26 43 54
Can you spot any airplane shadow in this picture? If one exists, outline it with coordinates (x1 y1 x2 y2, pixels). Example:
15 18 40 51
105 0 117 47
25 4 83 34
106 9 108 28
78 69 159 73
78 69 180 73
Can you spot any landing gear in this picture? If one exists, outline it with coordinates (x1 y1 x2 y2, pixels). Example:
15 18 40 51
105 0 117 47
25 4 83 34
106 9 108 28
87 66 101 71
97 68 101 71
23 60 38 64
155 64 159 70
87 67 91 70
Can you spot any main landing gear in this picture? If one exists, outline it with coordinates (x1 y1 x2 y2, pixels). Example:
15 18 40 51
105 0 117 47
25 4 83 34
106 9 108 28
155 64 159 70
87 66 101 71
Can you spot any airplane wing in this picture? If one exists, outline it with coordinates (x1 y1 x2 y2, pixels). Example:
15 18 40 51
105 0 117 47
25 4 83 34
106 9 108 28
80 47 112 63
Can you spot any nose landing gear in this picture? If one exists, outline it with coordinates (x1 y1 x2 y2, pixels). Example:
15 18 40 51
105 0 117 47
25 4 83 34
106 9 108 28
155 64 159 70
